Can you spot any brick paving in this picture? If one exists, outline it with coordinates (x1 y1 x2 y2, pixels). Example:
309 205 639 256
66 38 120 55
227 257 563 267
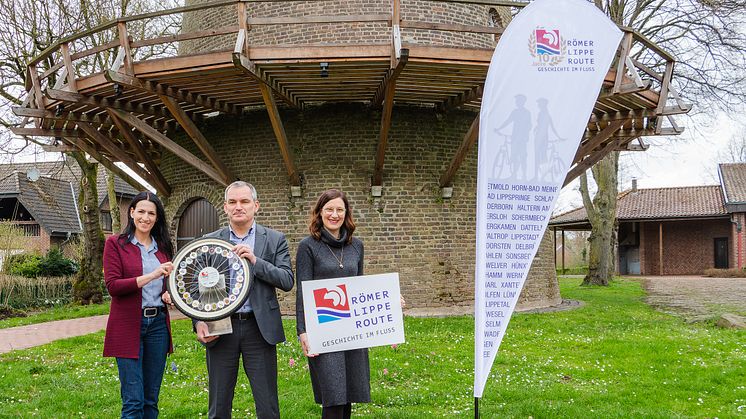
642 275 746 321
0 308 186 355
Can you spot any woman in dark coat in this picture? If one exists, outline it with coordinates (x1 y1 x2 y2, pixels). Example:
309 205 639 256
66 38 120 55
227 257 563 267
296 189 367 419
103 191 174 418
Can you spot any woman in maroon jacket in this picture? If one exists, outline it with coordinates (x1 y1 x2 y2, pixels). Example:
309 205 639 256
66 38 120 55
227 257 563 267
103 192 174 418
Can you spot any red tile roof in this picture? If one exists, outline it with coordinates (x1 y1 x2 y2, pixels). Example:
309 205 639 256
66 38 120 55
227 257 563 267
550 185 727 226
719 163 746 203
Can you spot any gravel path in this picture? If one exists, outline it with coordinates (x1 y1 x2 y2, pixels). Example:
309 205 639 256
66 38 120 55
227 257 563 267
642 276 746 321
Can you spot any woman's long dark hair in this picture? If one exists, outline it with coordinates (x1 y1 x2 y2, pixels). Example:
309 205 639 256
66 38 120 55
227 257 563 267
308 189 355 244
118 191 173 258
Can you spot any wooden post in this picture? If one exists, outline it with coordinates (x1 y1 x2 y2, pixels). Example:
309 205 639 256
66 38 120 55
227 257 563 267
117 22 134 75
612 32 633 94
655 60 674 118
391 0 401 67
237 1 250 56
658 222 663 275
439 116 478 187
561 230 566 274
60 43 78 91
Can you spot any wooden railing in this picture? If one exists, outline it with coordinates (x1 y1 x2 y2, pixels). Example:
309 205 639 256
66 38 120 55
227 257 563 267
19 0 683 118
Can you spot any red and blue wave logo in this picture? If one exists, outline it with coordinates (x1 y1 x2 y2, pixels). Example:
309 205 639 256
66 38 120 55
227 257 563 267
313 285 351 324
535 29 561 55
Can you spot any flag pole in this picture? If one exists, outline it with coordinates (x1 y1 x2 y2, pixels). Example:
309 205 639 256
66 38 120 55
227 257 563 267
474 396 480 418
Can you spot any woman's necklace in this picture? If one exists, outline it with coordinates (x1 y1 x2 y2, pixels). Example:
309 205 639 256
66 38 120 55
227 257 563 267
325 244 344 269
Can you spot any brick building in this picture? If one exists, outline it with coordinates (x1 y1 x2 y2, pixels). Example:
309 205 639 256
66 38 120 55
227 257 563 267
550 163 746 275
0 160 138 261
162 103 560 311
162 1 558 312
11 1 687 311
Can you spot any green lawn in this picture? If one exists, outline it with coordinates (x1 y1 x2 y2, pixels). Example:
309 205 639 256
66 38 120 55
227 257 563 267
0 302 110 329
1 278 744 418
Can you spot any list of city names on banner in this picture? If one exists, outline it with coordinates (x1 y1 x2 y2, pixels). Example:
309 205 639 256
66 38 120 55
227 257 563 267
481 179 556 354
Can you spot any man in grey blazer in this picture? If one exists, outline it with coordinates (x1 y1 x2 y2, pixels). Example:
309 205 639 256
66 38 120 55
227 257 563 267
195 181 294 419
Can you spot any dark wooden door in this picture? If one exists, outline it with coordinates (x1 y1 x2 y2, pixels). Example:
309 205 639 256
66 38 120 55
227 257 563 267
714 237 729 269
177 198 219 250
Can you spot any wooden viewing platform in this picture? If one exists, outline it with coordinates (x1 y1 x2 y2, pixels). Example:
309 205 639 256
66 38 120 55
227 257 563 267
11 0 691 197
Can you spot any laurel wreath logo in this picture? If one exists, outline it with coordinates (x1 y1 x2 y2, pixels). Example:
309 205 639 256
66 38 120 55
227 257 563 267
528 31 567 67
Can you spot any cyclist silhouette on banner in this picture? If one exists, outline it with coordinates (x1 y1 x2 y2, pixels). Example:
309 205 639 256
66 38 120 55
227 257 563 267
494 94 531 180
534 97 566 182
492 94 566 182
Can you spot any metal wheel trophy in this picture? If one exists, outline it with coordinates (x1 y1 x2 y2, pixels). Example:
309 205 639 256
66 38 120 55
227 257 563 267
167 238 251 321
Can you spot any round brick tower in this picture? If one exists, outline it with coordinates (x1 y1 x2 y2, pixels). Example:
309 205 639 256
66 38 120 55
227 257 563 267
162 0 561 313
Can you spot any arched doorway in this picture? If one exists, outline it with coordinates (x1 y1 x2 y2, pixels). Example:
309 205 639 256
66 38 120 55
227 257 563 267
177 198 220 250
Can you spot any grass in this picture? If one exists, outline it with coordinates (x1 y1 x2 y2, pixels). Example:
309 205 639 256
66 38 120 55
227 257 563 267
1 278 745 418
0 302 110 329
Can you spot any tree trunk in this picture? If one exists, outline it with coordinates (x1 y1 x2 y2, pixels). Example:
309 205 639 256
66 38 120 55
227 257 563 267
71 153 105 304
579 151 619 286
105 169 121 233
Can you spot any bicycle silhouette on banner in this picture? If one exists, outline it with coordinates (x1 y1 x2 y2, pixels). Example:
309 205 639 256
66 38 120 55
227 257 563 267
491 94 566 183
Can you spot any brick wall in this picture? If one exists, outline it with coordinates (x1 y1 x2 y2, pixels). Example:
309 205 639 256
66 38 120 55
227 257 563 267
161 103 560 312
181 0 509 53
640 219 731 275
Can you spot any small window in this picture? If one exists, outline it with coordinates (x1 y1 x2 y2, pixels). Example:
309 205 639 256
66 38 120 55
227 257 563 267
101 211 113 232
488 8 504 28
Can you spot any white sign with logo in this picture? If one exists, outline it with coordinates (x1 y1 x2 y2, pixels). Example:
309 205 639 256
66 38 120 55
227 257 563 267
302 273 405 354
474 0 623 398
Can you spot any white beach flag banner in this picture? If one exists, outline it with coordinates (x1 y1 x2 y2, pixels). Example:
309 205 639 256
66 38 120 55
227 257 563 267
474 0 622 397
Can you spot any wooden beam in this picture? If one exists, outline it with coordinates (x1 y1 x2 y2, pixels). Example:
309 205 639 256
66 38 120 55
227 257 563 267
107 107 228 186
439 115 479 187
46 88 174 121
613 33 634 94
598 79 652 99
10 127 86 138
656 61 675 117
573 120 625 163
258 83 301 186
563 137 630 187
77 122 161 192
107 109 172 196
588 106 689 124
232 52 298 108
117 22 134 75
372 49 408 106
372 77 397 186
41 143 76 153
582 127 683 139
14 106 107 126
60 43 78 91
60 136 149 193
439 84 483 112
159 94 235 184
105 70 238 115
659 222 663 275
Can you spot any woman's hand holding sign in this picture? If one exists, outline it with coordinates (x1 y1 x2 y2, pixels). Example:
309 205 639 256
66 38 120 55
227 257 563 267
299 333 318 357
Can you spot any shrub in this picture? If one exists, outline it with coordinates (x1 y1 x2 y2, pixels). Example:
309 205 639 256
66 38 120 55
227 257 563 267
7 254 42 278
556 265 589 275
38 248 78 277
0 274 74 309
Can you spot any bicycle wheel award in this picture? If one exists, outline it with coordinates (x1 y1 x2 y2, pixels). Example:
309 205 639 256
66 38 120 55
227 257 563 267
167 238 251 321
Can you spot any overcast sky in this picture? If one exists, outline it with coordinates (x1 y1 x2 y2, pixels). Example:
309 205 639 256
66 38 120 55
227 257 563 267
554 110 744 214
